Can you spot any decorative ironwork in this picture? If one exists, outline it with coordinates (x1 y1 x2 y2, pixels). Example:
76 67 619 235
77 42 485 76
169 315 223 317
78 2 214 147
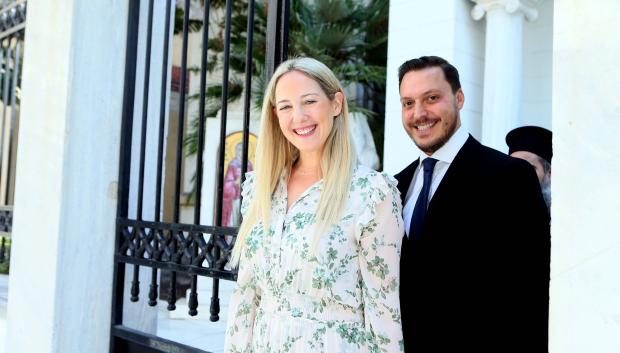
0 237 7 264
110 0 290 351
0 207 10 263
0 0 25 268
116 218 238 280
0 206 11 233
0 0 26 39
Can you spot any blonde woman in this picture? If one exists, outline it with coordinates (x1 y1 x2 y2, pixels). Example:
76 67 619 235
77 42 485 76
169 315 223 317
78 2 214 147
224 57 404 353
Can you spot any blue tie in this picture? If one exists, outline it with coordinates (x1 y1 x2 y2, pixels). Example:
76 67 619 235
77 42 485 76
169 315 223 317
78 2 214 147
409 158 438 240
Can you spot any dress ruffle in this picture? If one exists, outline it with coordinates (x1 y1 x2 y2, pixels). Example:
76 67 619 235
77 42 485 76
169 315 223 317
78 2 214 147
240 171 256 216
356 167 402 241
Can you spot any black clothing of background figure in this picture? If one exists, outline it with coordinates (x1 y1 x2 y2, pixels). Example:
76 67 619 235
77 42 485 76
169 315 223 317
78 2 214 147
395 56 550 353
506 125 553 210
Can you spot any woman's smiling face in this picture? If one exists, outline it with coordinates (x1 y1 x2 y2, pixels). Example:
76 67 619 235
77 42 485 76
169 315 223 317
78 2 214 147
274 70 343 157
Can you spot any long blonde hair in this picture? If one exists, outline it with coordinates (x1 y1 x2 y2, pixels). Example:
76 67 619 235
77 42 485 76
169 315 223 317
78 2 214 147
230 57 356 267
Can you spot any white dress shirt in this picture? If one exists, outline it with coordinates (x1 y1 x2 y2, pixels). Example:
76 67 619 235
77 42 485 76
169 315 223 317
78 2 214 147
403 125 469 238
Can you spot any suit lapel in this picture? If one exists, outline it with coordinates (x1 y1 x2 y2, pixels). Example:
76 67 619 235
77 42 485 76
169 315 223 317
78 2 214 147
426 136 480 214
394 136 483 223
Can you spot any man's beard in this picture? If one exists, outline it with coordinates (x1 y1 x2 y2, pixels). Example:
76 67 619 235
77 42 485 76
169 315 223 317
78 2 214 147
416 129 452 154
540 172 551 211
413 115 459 155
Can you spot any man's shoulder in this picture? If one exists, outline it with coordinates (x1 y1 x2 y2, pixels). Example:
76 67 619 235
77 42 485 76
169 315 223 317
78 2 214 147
461 138 545 216
394 160 416 178
464 137 532 175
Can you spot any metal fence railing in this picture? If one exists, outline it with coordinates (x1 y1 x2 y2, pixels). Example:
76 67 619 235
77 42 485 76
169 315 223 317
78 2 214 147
110 1 289 352
0 0 27 269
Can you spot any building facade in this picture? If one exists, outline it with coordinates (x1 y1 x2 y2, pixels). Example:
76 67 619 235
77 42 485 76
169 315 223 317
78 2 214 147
2 1 620 352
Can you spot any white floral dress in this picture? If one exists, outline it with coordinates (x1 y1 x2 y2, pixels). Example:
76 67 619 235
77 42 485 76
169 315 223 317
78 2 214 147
224 165 404 353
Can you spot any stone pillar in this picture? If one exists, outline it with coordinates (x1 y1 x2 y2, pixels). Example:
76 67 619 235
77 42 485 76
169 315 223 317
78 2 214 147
472 0 539 152
550 1 620 352
4 1 128 352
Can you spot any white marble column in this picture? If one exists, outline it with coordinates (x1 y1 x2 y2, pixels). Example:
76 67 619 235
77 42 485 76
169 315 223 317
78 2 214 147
4 1 128 352
472 0 539 152
550 1 620 352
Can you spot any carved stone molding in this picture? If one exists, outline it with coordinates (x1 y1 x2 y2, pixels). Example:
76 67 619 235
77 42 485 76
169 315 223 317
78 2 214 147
471 0 540 22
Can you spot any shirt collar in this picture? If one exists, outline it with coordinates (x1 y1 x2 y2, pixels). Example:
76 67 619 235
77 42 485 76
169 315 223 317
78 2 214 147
417 124 469 165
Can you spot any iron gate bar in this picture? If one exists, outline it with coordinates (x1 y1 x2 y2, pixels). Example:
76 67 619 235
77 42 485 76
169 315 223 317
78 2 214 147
116 217 238 281
239 0 255 199
0 0 26 234
0 205 10 232
0 2 27 262
215 0 233 230
131 0 156 303
0 22 23 40
0 207 8 263
0 1 26 40
209 0 234 323
119 218 238 237
168 0 192 312
0 205 10 263
115 255 237 282
136 0 156 223
113 325 209 353
116 217 239 283
111 0 140 336
266 0 289 79
0 237 5 263
112 0 290 351
0 40 12 190
5 36 20 205
188 0 211 318
149 0 173 308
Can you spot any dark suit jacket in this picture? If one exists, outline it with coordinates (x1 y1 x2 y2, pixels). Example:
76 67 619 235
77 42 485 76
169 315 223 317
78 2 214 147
395 136 550 353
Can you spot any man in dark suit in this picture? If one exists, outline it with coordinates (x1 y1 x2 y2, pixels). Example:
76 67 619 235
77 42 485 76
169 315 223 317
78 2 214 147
395 56 550 353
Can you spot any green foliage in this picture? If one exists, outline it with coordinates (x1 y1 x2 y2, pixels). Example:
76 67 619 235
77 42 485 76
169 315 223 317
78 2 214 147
203 0 388 111
174 7 205 35
289 0 388 90
0 237 10 274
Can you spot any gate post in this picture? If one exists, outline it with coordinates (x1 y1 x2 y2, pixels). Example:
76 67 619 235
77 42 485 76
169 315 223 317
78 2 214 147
5 1 129 352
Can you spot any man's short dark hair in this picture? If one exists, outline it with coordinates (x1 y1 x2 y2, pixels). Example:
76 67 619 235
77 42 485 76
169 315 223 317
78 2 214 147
398 56 461 93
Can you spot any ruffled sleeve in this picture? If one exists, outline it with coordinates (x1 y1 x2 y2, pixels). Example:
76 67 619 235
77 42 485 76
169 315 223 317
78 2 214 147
357 171 405 352
224 171 260 353
239 171 256 216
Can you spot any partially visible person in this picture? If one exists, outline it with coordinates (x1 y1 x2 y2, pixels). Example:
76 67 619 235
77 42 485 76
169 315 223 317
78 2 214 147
224 57 404 353
395 55 550 353
506 126 552 210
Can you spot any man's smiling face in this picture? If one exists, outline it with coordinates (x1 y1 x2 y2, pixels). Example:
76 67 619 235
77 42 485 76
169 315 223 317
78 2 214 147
399 66 464 155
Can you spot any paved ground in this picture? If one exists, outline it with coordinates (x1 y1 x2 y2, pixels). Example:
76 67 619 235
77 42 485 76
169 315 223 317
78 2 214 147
0 274 233 353
155 280 235 353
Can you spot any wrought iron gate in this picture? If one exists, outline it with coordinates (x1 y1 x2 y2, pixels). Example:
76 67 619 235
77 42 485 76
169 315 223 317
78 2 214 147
0 0 26 268
111 0 289 352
